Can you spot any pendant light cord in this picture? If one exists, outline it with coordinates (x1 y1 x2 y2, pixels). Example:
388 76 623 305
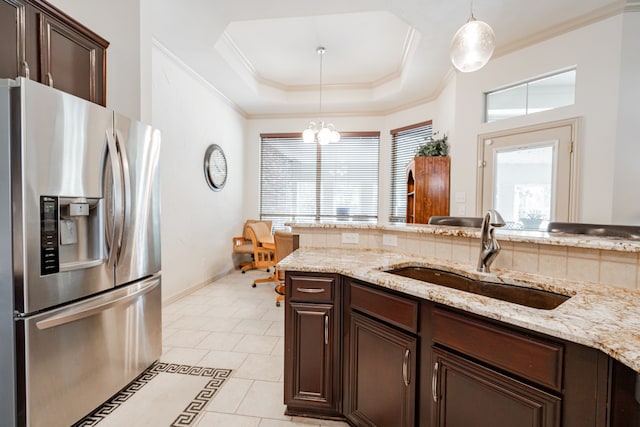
318 47 325 116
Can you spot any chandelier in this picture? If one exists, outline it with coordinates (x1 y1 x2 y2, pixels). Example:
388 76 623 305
450 1 495 73
303 47 340 145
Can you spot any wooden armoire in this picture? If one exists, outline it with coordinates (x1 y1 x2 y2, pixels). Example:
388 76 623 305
406 156 450 224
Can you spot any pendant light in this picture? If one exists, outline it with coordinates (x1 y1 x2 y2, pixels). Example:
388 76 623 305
450 1 495 73
302 47 340 145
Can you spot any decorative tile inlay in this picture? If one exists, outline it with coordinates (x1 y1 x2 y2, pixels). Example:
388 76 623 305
74 362 232 427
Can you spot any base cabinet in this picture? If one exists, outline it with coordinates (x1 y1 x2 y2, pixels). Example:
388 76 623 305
284 273 341 417
283 272 636 426
346 312 416 427
432 347 561 427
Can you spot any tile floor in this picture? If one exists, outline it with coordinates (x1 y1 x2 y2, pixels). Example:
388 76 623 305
159 268 349 427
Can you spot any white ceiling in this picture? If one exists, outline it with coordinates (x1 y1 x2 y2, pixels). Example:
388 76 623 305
151 0 623 118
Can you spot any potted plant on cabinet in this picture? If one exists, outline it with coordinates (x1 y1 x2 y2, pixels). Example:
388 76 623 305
415 132 448 157
406 132 451 224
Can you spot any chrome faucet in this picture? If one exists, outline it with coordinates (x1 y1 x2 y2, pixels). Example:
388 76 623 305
477 209 506 273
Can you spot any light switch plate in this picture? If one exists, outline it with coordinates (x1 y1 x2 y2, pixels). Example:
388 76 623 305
342 232 359 244
455 191 466 203
383 234 398 247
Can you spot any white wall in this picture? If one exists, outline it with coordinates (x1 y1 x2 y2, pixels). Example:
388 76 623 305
612 10 640 224
46 0 143 119
451 14 625 223
152 42 247 301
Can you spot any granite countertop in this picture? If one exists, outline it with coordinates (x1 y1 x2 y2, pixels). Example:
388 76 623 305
279 247 640 373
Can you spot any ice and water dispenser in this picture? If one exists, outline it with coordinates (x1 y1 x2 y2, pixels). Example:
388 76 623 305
40 195 104 276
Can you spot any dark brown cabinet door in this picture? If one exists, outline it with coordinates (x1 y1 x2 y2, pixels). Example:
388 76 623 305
285 302 338 413
432 347 561 427
0 0 27 78
0 0 108 105
346 312 416 427
39 12 105 105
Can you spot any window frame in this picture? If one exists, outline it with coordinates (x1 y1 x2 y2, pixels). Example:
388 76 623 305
389 120 433 223
484 68 577 123
259 131 380 229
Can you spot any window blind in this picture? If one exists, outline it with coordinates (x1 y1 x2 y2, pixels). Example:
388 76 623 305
389 121 433 223
260 132 380 230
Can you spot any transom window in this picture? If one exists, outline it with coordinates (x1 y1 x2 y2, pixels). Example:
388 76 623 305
485 69 576 123
389 121 433 223
260 132 380 230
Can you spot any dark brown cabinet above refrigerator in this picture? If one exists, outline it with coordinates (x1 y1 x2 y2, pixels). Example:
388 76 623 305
0 0 108 105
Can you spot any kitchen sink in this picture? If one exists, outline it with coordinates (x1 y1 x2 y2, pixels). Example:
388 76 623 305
546 222 640 240
427 216 483 228
385 267 570 310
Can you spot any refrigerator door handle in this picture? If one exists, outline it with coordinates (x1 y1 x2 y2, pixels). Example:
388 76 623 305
35 277 159 330
105 130 124 268
114 130 132 266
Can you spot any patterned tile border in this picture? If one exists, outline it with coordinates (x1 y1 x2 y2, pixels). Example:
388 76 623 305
74 362 233 427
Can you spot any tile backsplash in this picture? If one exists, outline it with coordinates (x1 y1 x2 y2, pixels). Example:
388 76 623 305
294 226 640 290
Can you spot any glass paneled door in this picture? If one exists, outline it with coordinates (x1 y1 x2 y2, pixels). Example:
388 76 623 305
478 122 576 230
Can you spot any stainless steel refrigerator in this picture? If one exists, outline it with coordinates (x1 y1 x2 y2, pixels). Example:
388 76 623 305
0 78 162 427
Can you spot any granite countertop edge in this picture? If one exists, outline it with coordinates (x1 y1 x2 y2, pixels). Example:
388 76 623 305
288 222 640 253
278 247 640 373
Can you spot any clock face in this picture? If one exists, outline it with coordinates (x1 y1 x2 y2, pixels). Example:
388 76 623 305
204 144 227 191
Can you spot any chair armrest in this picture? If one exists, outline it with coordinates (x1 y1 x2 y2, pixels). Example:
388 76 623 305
233 237 247 247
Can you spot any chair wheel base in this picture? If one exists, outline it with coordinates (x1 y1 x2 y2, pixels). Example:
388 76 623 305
242 271 246 274
252 283 256 288
276 301 280 307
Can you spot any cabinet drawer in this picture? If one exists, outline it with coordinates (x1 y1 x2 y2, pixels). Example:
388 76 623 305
289 275 336 302
432 308 563 391
351 282 418 333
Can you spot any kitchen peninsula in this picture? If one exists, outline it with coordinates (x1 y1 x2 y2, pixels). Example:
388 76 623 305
280 222 640 427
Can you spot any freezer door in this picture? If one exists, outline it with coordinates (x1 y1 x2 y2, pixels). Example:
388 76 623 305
112 113 161 285
13 78 114 314
16 275 161 427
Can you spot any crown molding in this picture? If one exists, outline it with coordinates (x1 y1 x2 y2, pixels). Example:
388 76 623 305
219 27 419 92
152 38 249 119
494 1 628 58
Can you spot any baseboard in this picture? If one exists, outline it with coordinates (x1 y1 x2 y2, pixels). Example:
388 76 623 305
162 267 234 306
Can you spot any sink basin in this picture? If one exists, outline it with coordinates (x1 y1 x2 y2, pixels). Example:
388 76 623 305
546 222 640 241
385 267 570 310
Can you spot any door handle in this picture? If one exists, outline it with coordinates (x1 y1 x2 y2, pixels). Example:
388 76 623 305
324 314 329 345
36 277 158 330
402 349 411 386
105 131 124 268
46 72 54 87
22 60 30 79
432 361 440 402
114 131 131 266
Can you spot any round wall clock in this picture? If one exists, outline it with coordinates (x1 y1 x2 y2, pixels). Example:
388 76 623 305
204 144 227 191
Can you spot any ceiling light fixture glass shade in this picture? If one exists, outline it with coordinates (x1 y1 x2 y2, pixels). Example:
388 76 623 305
302 47 340 145
303 121 340 145
450 5 495 73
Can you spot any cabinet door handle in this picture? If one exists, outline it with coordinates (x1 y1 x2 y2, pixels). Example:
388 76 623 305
432 361 440 402
402 349 410 386
46 72 54 87
296 287 325 294
324 314 329 345
22 61 30 79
